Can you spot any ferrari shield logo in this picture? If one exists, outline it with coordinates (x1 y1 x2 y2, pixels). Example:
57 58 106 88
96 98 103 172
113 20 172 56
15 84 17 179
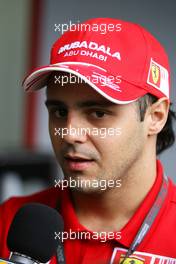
0 261 10 264
151 63 160 84
110 247 176 264
147 58 166 92
120 255 144 264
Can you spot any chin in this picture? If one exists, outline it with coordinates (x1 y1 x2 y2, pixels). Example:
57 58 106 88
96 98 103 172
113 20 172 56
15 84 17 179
63 174 107 193
70 185 105 194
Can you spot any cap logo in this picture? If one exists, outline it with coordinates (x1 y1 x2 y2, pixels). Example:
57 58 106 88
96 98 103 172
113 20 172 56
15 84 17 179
151 63 160 84
57 41 121 62
147 58 169 98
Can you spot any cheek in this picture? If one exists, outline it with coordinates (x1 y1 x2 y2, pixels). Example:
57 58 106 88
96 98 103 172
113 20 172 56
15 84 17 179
91 132 123 161
48 120 54 141
48 121 61 151
95 122 145 161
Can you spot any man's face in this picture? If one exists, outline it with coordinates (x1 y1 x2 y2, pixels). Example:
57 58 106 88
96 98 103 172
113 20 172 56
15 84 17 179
46 74 147 193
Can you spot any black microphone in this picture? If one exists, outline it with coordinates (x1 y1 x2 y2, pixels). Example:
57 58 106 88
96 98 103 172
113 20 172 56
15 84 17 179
2 203 65 264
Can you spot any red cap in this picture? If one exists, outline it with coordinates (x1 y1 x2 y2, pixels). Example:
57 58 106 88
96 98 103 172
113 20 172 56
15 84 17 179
23 18 170 104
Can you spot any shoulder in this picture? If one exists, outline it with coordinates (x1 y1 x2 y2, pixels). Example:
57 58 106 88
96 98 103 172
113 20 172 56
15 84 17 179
144 178 176 255
167 178 176 220
1 186 61 214
169 178 176 203
0 186 62 223
163 177 176 217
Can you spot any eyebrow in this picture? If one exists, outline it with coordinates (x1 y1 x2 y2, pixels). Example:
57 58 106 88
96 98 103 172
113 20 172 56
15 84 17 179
45 99 116 109
45 100 66 108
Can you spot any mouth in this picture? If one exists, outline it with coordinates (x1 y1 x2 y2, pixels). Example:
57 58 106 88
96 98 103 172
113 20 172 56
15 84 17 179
64 154 95 170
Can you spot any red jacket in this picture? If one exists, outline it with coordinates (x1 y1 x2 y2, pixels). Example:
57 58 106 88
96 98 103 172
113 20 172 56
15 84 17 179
0 160 176 263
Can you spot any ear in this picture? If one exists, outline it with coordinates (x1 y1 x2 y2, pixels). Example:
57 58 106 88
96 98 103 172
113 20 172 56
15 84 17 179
147 97 170 136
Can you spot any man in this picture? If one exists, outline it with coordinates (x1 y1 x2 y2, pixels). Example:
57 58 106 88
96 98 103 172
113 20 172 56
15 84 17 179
0 18 176 263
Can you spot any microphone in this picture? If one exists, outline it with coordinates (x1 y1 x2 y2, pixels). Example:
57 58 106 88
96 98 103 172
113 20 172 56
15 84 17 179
1 203 65 264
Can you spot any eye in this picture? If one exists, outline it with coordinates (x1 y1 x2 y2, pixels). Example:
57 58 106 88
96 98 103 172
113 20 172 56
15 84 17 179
92 110 106 118
50 108 68 118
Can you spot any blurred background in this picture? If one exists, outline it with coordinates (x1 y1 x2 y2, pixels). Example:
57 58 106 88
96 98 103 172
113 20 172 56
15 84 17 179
0 0 175 203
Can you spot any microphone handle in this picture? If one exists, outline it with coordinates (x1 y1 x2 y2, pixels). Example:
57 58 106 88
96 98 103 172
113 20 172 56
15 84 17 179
10 252 36 264
56 244 66 264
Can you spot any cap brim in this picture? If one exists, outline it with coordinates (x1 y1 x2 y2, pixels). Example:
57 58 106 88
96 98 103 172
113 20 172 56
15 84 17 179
23 62 148 104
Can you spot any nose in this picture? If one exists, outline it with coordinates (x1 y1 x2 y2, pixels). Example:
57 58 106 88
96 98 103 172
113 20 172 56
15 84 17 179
62 113 88 144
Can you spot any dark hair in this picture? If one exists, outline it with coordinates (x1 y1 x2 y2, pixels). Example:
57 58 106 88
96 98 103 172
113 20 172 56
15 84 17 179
137 94 176 155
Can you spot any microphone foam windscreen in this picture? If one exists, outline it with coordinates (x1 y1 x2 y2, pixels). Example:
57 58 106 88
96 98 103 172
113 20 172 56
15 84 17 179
7 203 64 263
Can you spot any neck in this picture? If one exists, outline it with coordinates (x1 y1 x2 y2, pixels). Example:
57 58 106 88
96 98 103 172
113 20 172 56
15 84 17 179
70 154 157 232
